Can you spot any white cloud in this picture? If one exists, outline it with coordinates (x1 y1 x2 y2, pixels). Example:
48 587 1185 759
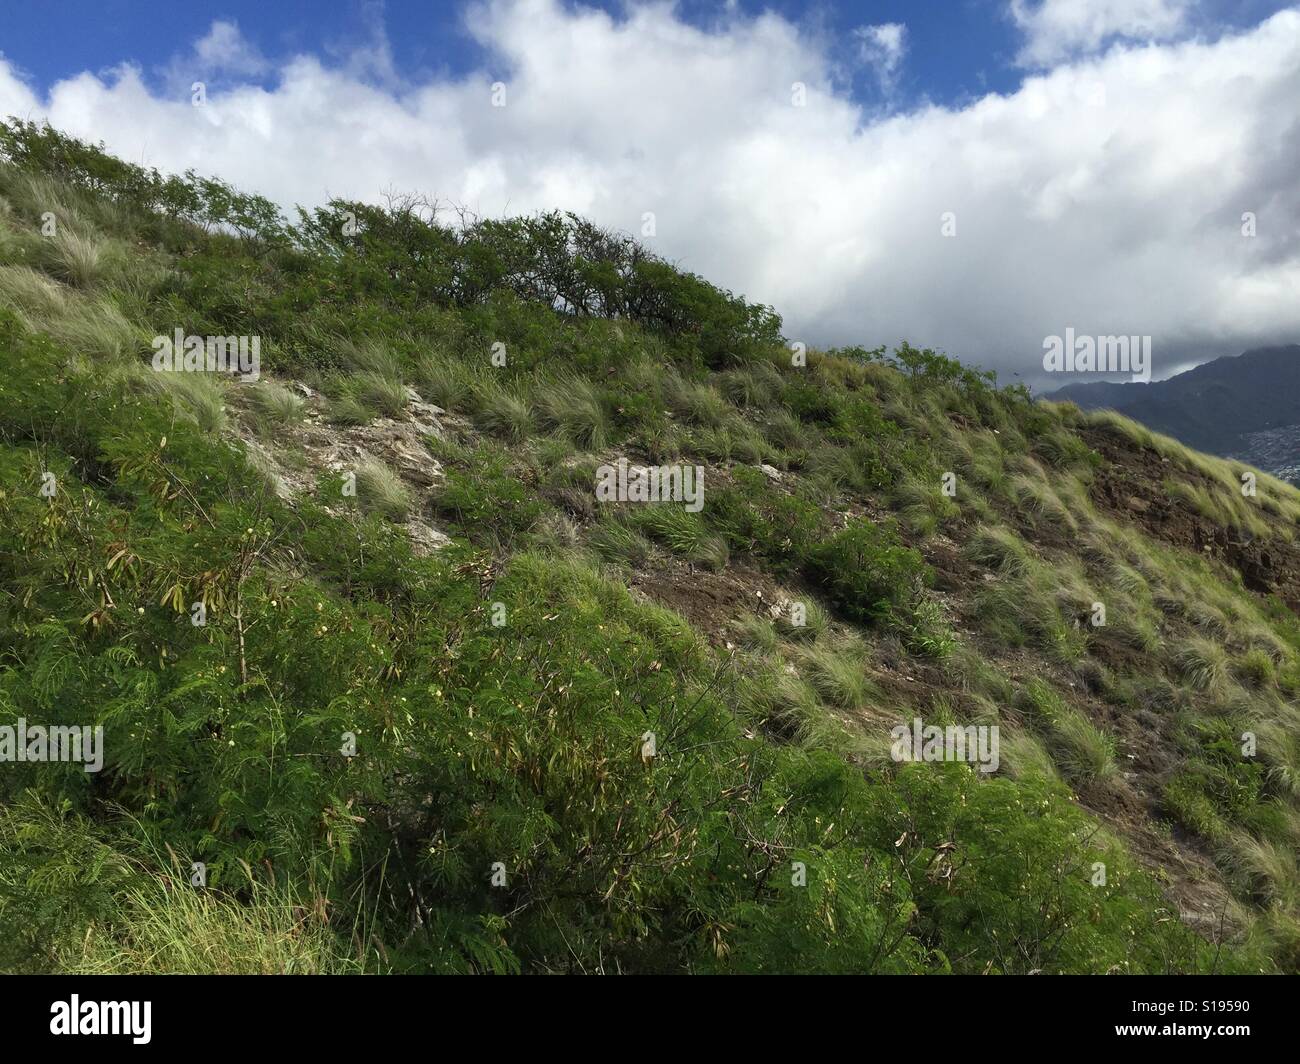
854 22 908 91
192 21 270 77
164 19 271 92
0 0 1297 387
1009 0 1195 66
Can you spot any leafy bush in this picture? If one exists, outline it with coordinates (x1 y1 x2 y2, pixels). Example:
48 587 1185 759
433 459 545 544
803 519 929 624
705 470 825 574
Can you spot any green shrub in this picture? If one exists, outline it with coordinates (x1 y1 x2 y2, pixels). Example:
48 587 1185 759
889 597 957 659
803 519 929 624
705 471 826 574
433 459 544 543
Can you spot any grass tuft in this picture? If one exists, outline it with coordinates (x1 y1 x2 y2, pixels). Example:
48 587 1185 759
353 456 411 521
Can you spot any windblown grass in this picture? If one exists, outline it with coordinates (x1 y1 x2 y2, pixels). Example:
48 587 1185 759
353 456 411 520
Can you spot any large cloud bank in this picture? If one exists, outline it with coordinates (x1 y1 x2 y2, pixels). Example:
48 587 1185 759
2 0 1297 385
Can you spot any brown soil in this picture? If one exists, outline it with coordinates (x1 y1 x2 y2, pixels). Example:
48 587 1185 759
627 558 792 643
1084 426 1300 611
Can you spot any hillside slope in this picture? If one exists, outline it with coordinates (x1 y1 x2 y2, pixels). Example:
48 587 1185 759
2 122 1299 974
1046 345 1300 482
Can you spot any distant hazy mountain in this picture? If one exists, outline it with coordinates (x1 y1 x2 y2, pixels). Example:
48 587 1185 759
1045 345 1300 481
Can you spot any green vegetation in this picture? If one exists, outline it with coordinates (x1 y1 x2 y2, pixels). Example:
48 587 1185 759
1 120 1297 974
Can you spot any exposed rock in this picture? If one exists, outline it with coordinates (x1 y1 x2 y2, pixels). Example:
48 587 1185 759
230 376 451 552
404 386 445 435
404 518 452 556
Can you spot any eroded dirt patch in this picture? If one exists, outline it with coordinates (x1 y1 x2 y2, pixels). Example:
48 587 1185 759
628 559 793 643
1084 426 1300 611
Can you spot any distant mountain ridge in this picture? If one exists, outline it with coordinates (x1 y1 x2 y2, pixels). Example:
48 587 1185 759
1045 345 1300 481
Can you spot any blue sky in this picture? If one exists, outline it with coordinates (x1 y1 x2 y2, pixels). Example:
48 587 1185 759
1 1 1020 103
4 0 1290 109
1 1 1298 384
